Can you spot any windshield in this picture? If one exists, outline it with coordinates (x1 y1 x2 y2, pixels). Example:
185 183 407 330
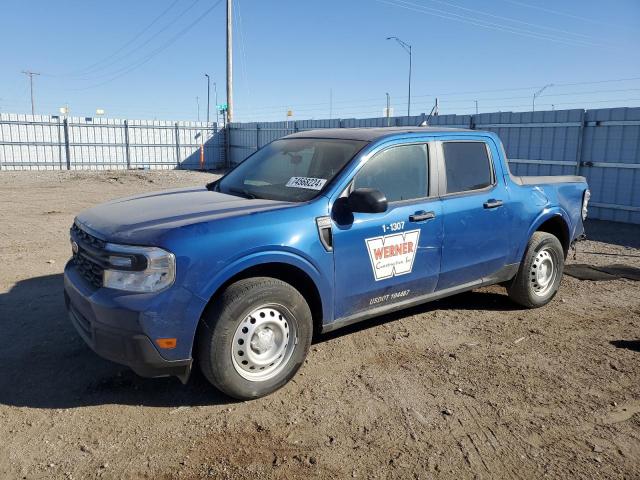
216 138 367 202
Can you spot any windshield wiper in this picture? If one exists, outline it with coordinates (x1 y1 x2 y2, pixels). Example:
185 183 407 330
227 187 258 199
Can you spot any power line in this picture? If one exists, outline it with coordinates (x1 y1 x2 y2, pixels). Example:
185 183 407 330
235 0 252 114
236 97 640 121
213 76 640 114
235 85 640 116
65 0 224 91
61 0 203 81
65 0 183 77
421 0 596 41
375 0 604 48
499 0 621 28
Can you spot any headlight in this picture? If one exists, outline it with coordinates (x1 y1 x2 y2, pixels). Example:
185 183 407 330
103 244 175 293
582 189 590 221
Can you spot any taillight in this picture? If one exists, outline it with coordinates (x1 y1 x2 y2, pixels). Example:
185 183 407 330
582 189 590 220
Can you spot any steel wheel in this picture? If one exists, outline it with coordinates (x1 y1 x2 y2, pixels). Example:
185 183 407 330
530 247 557 297
231 304 297 382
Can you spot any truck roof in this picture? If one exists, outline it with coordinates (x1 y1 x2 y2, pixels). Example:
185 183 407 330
284 126 473 142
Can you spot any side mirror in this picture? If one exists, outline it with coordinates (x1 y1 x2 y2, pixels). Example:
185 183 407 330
347 188 388 214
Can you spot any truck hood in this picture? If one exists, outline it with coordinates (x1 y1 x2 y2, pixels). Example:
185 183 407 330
75 187 294 244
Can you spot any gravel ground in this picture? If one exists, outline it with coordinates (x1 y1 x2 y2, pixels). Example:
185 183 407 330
0 170 639 480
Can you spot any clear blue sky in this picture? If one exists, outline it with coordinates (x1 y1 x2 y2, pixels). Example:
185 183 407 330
1 0 639 122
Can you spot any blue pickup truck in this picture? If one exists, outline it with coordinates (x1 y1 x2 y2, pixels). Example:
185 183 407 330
64 127 590 399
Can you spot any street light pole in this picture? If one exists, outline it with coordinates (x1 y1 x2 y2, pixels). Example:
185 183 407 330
533 84 553 112
205 74 211 123
386 36 412 120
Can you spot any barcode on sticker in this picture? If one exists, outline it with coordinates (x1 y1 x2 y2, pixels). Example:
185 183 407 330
285 177 327 190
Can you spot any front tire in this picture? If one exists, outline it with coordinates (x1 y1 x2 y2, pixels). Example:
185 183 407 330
197 277 313 400
507 232 564 308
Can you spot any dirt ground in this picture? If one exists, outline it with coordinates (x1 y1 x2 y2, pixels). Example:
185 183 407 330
0 170 639 480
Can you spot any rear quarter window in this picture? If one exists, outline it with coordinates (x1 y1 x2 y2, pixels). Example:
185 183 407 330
443 142 493 194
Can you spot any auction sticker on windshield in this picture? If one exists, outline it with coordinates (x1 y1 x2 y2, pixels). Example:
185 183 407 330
285 176 327 190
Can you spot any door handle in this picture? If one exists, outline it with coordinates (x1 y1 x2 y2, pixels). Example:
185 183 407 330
409 210 436 222
483 199 503 209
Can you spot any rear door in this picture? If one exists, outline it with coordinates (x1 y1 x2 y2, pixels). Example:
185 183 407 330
437 139 510 290
332 142 443 320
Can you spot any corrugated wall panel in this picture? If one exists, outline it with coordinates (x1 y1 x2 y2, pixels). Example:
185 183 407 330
580 107 640 223
227 108 639 223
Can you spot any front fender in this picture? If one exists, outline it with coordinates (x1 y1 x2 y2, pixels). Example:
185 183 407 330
193 249 333 326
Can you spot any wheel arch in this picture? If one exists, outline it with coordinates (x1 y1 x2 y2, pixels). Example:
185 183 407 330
196 253 329 339
523 210 571 260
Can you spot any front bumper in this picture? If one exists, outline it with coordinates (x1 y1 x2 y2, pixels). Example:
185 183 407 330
64 260 201 383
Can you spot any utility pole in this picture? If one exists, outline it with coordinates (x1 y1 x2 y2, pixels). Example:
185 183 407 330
226 0 233 124
533 84 553 112
475 100 478 115
214 81 219 124
204 74 211 123
22 70 40 115
386 92 391 126
386 37 412 120
329 88 333 120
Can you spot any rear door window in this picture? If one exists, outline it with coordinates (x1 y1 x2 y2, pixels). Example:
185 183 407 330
442 142 493 194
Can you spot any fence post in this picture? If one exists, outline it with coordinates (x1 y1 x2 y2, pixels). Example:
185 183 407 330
214 123 220 168
256 123 260 151
225 125 231 169
574 109 587 176
56 116 63 170
124 119 131 169
174 122 180 169
63 118 71 170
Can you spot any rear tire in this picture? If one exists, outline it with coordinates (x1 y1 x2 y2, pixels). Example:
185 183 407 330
197 277 312 400
507 232 564 308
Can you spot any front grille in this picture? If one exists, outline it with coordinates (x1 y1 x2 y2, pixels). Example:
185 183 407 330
71 223 106 250
71 223 106 288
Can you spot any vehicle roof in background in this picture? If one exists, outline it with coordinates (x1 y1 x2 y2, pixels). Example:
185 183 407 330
283 126 476 142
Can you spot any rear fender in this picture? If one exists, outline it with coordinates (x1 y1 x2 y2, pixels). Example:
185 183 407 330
517 208 572 261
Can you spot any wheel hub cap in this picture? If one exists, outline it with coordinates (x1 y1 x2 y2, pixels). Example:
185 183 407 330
530 248 557 297
231 305 297 381
251 327 275 354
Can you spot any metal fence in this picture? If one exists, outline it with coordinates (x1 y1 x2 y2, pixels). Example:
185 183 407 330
0 113 225 171
2 107 639 223
228 107 640 224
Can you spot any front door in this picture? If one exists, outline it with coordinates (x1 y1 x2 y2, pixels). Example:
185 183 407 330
332 142 443 320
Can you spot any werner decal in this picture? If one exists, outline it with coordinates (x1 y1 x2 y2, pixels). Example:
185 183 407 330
365 229 420 281
285 176 327 190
